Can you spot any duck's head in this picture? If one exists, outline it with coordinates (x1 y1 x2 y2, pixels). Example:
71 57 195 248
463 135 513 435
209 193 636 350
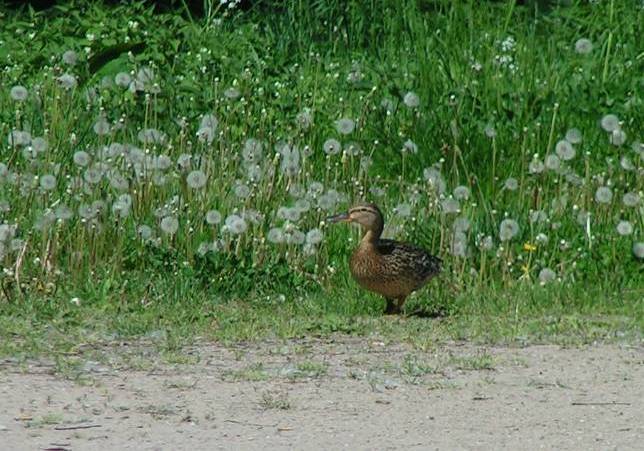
327 203 384 235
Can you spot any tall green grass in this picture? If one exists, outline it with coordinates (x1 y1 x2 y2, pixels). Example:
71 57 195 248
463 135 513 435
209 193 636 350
0 1 641 349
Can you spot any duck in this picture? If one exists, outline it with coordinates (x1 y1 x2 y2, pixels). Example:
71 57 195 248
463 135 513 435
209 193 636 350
327 203 441 314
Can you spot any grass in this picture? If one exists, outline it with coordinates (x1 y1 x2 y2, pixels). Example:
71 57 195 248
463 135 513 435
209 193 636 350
0 1 642 357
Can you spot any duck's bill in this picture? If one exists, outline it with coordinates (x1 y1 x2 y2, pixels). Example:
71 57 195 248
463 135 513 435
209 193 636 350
326 212 351 223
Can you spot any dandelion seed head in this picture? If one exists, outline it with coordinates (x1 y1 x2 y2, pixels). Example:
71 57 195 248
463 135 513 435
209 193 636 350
187 170 207 189
423 167 446 194
394 203 412 217
600 114 620 132
224 87 240 99
529 158 545 174
115 72 132 87
234 183 250 198
381 98 395 113
225 214 247 234
137 224 153 240
296 109 313 129
478 235 494 251
545 154 561 171
8 130 31 146
10 85 28 101
31 137 48 153
206 209 222 225
39 174 56 191
555 139 576 160
306 228 324 245
307 181 324 198
323 138 341 155
536 232 548 244
295 199 311 213
538 268 556 285
622 192 640 207
616 220 633 236
529 210 547 224
610 129 627 146
403 91 420 108
504 177 519 191
242 138 263 162
574 38 593 54
595 186 613 204
344 141 361 156
441 198 460 214
138 128 167 145
160 216 179 235
54 205 73 220
401 139 418 154
499 218 519 241
620 156 635 171
154 154 173 171
57 73 77 89
484 124 497 138
633 242 644 260
177 153 192 170
335 118 355 135
564 128 582 144
285 228 306 245
62 50 78 65
576 210 591 227
267 227 285 244
93 118 111 136
450 232 468 257
360 156 373 171
453 216 471 233
453 185 470 200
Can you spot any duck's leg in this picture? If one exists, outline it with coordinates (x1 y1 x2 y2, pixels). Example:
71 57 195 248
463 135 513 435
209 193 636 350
384 298 405 315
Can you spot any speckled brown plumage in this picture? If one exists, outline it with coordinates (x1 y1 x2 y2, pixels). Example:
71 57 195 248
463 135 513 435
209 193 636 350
328 203 441 314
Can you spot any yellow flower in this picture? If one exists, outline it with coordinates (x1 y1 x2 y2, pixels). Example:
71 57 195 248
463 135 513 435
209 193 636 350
523 242 537 252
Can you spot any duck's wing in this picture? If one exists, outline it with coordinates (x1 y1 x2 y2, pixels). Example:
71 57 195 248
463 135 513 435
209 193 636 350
376 239 442 281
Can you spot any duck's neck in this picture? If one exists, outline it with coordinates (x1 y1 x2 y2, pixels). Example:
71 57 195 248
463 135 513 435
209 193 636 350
360 225 383 246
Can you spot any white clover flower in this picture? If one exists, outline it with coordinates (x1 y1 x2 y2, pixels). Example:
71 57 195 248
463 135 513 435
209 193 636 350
403 91 420 108
242 138 263 162
504 177 519 191
57 73 77 89
600 114 619 132
594 186 613 204
62 50 78 65
323 138 341 155
574 38 593 54
225 214 247 234
423 167 446 193
622 192 640 207
39 174 56 191
633 242 644 260
555 139 575 160
499 218 519 241
306 228 324 245
72 150 90 167
441 198 460 214
137 225 153 240
610 128 626 146
93 118 111 136
616 220 633 236
10 85 28 101
545 154 561 171
453 185 470 200
160 216 179 235
187 170 207 189
401 139 418 154
115 72 132 87
335 118 355 135
267 227 285 244
206 210 222 225
538 268 556 285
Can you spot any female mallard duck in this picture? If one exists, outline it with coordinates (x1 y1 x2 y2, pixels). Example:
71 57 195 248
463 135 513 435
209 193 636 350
328 203 441 314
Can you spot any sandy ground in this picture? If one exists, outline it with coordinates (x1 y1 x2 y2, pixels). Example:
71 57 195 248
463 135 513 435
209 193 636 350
0 337 642 451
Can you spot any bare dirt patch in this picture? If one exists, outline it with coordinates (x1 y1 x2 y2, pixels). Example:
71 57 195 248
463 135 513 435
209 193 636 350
1 338 642 450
